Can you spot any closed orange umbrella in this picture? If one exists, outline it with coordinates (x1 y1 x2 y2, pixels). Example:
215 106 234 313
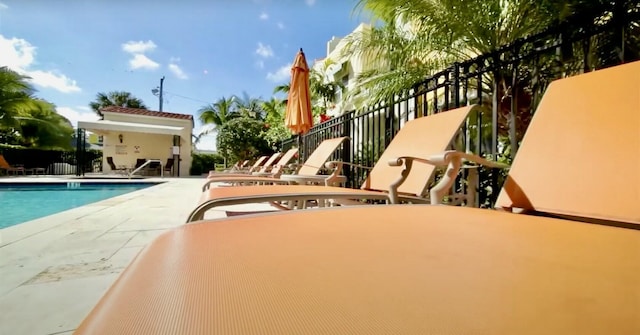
284 49 313 135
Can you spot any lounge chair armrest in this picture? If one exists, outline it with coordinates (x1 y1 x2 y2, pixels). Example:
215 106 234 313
324 161 373 171
430 151 510 169
287 163 302 171
388 156 443 167
428 150 510 205
386 156 443 203
388 151 509 169
386 151 509 204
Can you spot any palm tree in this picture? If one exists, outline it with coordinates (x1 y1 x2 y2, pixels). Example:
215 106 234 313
262 97 284 120
273 83 290 96
0 67 74 149
0 66 36 128
309 63 345 111
233 92 265 120
17 99 73 149
343 0 563 103
198 96 239 128
89 91 148 119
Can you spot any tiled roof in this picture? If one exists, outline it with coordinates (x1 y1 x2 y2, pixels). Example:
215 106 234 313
101 106 194 120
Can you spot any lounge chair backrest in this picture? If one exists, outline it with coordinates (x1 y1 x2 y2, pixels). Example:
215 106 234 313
269 148 299 175
248 156 268 172
495 60 640 225
106 156 117 170
0 155 12 169
135 159 146 168
164 158 174 170
361 106 475 196
256 153 282 173
298 137 349 175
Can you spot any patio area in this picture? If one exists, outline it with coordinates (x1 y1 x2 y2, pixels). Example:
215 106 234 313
0 177 270 335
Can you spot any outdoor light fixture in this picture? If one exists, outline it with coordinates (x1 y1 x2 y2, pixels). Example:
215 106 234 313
118 134 124 143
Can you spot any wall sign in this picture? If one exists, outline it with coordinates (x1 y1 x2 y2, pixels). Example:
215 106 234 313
115 145 128 155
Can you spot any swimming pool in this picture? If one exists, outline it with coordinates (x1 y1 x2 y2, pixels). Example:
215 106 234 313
0 182 161 229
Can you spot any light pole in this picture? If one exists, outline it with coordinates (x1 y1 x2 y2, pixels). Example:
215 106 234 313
151 76 165 112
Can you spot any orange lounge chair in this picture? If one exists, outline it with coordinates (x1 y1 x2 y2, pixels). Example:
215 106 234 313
74 61 640 335
201 137 348 191
221 159 248 172
205 148 297 181
0 155 25 175
207 152 283 178
251 147 298 177
189 105 506 221
240 156 269 173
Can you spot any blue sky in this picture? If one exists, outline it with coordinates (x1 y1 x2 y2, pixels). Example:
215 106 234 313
0 0 368 150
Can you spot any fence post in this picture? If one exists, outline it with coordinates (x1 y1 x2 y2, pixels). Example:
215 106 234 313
75 128 84 177
614 0 626 63
490 54 501 206
452 62 461 108
341 113 352 187
510 55 520 158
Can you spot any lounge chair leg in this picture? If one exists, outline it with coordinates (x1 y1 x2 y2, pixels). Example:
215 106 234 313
430 158 462 205
466 168 478 207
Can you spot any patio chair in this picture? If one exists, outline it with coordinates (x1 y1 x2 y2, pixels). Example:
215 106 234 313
73 60 640 335
163 158 174 176
201 137 347 191
135 158 146 170
145 160 162 176
0 155 25 175
106 156 127 175
188 105 506 221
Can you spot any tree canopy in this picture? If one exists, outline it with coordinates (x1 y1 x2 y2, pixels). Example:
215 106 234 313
89 91 148 118
0 67 74 150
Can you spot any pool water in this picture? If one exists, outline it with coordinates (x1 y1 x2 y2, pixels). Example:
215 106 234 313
0 182 160 229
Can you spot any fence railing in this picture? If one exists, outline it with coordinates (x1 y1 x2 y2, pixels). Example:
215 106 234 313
282 2 639 207
0 148 102 176
0 129 103 176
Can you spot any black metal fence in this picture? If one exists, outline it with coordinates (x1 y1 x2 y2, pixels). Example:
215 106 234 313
283 2 639 207
0 129 102 176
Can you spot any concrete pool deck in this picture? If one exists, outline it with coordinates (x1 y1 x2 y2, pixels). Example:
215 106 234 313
0 177 274 335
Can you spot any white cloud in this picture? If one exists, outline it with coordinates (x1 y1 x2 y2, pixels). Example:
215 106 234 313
266 63 291 82
259 12 269 20
56 106 99 127
121 40 157 54
129 53 160 70
168 63 188 80
122 40 159 71
28 70 81 93
255 42 274 58
305 0 316 6
0 36 35 69
0 2 7 10
277 22 285 30
0 35 81 93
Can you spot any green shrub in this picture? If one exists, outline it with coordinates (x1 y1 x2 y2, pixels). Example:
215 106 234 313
190 152 225 175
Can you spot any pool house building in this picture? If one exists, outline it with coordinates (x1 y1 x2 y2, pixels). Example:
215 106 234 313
78 107 193 177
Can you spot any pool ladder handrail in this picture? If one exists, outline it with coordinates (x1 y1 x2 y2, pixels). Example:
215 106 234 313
128 159 164 179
